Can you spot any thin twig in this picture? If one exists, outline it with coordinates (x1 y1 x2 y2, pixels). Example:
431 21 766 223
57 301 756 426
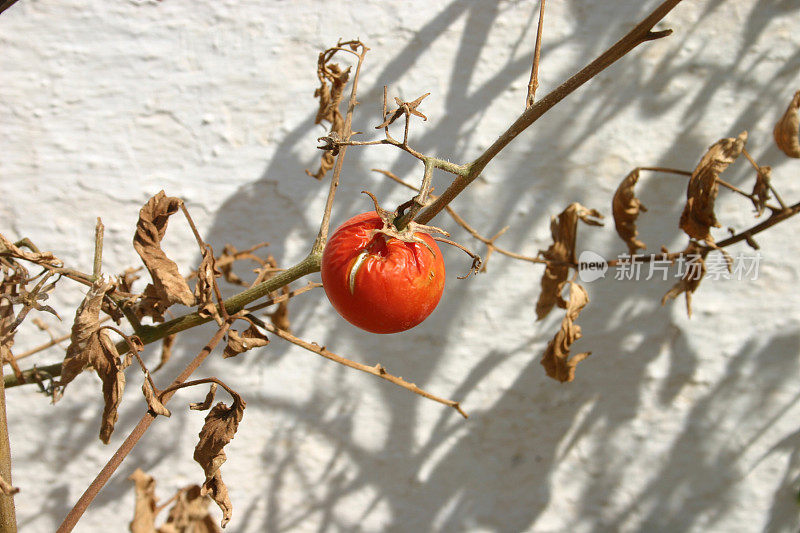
526 0 546 108
92 218 104 280
254 319 468 419
638 166 782 212
742 148 788 210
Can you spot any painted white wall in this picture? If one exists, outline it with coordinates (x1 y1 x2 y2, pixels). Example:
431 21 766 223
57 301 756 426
2 1 800 531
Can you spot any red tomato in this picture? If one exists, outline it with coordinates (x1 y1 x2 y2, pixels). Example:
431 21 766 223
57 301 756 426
321 211 446 334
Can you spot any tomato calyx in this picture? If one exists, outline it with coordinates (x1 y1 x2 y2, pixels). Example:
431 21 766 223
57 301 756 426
360 190 449 258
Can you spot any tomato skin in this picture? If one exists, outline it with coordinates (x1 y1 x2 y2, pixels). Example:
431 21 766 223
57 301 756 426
321 211 446 334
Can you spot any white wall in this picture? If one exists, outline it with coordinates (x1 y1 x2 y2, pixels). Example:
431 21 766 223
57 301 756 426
2 1 800 531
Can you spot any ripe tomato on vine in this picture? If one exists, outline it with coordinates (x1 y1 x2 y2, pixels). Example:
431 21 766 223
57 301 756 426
321 211 446 334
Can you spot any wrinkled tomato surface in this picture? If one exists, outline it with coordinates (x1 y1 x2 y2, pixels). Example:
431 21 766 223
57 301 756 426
321 211 446 334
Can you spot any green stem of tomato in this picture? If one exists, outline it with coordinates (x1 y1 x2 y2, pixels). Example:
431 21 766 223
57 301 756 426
4 252 322 389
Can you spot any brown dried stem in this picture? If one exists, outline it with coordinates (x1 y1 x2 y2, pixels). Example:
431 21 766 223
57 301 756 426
0 365 16 533
92 218 104 279
637 166 783 212
312 41 369 255
417 0 683 225
255 319 468 419
526 0 546 108
55 322 232 533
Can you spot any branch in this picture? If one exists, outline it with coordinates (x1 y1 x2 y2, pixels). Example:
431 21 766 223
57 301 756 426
256 320 468 419
4 254 322 388
526 0 546 108
416 0 682 225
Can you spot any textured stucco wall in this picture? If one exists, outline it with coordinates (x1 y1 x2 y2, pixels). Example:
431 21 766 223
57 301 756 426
2 1 800 531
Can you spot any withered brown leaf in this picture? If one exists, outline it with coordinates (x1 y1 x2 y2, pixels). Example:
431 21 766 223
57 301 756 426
193 393 246 528
679 132 747 244
58 279 127 443
751 165 772 217
612 169 648 254
540 281 591 383
306 56 351 180
158 484 220 533
774 90 800 158
129 468 157 533
153 334 176 373
190 383 218 411
194 247 223 326
133 191 196 319
661 243 707 317
536 203 603 320
142 379 171 418
223 325 269 359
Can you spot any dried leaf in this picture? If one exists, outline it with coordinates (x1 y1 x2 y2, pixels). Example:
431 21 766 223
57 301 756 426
751 165 772 217
774 90 800 158
142 379 171 418
59 279 126 443
59 280 112 388
153 334 176 373
194 247 223 325
540 281 591 382
133 191 196 319
193 393 246 528
0 233 62 267
129 468 157 533
190 383 218 411
612 169 648 254
536 203 603 320
679 132 747 244
306 57 350 180
223 325 269 359
268 285 291 333
661 246 707 318
158 484 220 533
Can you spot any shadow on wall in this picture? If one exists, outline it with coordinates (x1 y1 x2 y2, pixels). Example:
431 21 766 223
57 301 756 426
207 0 800 531
40 0 800 530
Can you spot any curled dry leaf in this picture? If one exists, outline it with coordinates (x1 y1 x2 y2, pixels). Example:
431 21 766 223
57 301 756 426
129 468 157 533
268 285 291 333
153 334 176 373
661 244 707 318
612 169 648 254
306 53 351 180
59 280 127 442
194 247 223 325
751 166 772 217
142 379 171 418
133 191 196 321
773 90 800 158
223 324 269 359
0 233 62 267
536 203 603 320
158 484 220 533
190 383 218 411
679 132 747 245
540 281 591 383
193 393 246 528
